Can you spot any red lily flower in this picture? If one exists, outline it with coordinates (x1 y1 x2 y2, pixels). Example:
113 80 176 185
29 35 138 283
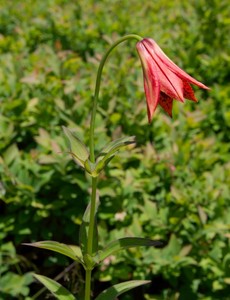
136 38 209 122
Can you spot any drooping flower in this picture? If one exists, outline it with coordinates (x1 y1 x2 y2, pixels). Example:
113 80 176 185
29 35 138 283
136 38 209 122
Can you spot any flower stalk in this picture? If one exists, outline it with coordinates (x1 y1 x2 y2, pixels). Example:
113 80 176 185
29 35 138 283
89 34 142 163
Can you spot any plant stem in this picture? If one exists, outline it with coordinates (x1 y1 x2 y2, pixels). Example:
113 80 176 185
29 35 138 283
85 34 142 300
87 177 98 256
84 177 97 300
89 34 142 163
85 270 92 300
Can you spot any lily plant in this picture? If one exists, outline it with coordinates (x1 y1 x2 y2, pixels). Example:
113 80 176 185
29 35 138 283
25 34 209 300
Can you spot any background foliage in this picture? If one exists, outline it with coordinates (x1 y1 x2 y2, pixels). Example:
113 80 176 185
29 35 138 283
0 0 229 299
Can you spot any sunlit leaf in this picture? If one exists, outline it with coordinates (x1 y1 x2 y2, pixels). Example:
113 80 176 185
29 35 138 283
24 241 83 263
33 274 75 300
98 136 136 158
95 280 150 300
197 205 207 225
99 237 162 262
95 136 136 173
62 126 89 167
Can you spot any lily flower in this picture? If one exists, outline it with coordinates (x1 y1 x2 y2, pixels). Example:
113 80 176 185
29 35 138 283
136 38 209 122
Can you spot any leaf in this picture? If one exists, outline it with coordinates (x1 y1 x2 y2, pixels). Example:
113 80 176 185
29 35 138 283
79 198 100 257
23 241 83 263
99 237 162 262
94 156 115 175
95 280 150 300
198 205 207 225
98 136 136 158
3 144 20 165
62 126 89 167
95 136 136 173
33 274 76 300
161 234 180 258
0 272 34 296
84 159 97 176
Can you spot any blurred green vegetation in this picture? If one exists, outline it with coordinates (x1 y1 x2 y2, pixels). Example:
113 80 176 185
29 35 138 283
0 0 229 299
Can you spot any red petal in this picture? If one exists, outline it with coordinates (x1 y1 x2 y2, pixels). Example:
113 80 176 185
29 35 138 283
136 42 160 122
142 40 184 102
152 56 184 102
143 38 209 90
183 82 197 102
159 92 173 117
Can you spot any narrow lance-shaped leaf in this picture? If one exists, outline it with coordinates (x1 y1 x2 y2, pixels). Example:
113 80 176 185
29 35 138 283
95 136 136 173
79 197 100 257
62 126 89 167
97 136 136 159
95 280 150 300
23 241 83 264
33 274 76 300
99 237 162 262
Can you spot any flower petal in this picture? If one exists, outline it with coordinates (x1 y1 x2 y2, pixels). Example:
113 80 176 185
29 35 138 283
136 42 160 122
183 81 197 102
142 40 184 102
153 57 184 102
159 92 173 117
143 38 209 90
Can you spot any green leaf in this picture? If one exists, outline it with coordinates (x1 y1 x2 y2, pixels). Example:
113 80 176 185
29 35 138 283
3 144 20 165
99 237 162 262
95 280 150 300
79 199 100 257
23 241 83 263
197 205 207 225
33 274 76 300
62 126 89 167
0 272 34 297
98 136 136 158
95 136 136 173
84 159 97 176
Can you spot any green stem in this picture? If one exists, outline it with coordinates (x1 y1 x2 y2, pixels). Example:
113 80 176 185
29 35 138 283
87 177 98 255
84 177 97 300
85 270 92 300
85 34 143 300
89 34 142 163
